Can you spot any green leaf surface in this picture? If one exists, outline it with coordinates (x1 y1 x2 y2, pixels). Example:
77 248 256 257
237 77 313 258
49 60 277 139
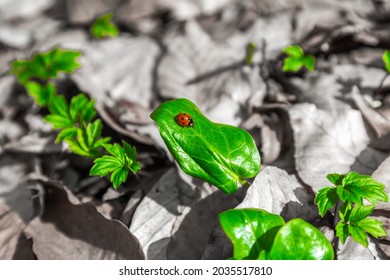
383 50 390 73
69 94 96 124
340 172 388 205
245 42 256 66
283 57 304 72
150 98 261 194
314 186 338 217
44 114 73 130
357 218 387 239
24 81 56 107
349 205 375 222
90 13 119 39
90 142 141 189
283 45 304 58
335 221 349 244
9 47 80 84
219 209 285 260
348 223 368 247
303 55 316 71
264 218 334 260
326 173 345 186
55 127 77 143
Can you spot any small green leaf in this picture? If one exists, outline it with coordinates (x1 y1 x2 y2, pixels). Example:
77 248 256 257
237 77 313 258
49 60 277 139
150 98 261 194
265 218 334 260
283 57 304 72
44 114 73 129
348 224 368 247
86 119 103 147
303 55 315 71
357 218 387 239
65 138 91 157
24 81 56 107
335 221 349 244
314 186 338 217
219 208 285 260
110 166 129 188
90 13 119 39
282 45 316 73
9 47 81 83
122 140 141 174
69 94 96 124
340 172 389 205
48 94 70 118
283 45 304 58
339 202 352 222
245 42 256 66
326 173 345 186
90 142 141 189
90 155 122 177
349 205 375 222
383 50 390 73
55 127 77 143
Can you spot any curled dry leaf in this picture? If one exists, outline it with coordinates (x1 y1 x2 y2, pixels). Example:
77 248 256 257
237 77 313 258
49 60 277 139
237 166 318 221
290 103 388 191
24 179 145 259
129 168 244 259
351 86 390 150
63 0 120 24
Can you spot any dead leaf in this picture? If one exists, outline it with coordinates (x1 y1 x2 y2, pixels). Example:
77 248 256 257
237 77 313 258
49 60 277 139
129 168 244 259
63 0 120 24
24 179 145 259
237 166 318 221
0 0 54 21
337 237 379 260
158 20 264 126
290 103 388 191
0 204 35 259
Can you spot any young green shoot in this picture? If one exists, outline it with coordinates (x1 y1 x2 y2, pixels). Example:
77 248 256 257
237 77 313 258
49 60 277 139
282 45 315 73
315 172 388 247
90 13 119 39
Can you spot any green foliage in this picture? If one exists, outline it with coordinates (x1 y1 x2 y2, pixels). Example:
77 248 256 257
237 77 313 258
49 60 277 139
219 208 334 260
90 13 119 39
9 47 140 190
383 50 390 73
315 172 388 247
282 45 315 73
9 47 81 85
24 82 57 107
150 98 261 194
90 141 141 189
245 42 256 66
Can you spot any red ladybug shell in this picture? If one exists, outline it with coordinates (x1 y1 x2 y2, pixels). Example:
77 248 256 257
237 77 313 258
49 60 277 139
174 113 194 127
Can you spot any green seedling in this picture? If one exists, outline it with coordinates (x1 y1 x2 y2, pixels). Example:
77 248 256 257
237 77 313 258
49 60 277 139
383 50 390 73
245 42 257 66
90 13 119 39
150 98 261 194
90 141 141 188
282 45 315 73
219 208 334 260
9 47 140 189
315 172 388 247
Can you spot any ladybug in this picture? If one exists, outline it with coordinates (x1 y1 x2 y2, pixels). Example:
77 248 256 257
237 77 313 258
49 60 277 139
174 113 194 127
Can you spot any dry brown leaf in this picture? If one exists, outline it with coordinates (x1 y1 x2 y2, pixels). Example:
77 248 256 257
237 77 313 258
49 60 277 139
0 204 35 259
129 168 244 259
290 103 388 191
24 179 145 259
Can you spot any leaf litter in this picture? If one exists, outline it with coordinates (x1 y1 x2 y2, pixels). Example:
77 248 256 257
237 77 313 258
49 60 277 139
0 0 390 260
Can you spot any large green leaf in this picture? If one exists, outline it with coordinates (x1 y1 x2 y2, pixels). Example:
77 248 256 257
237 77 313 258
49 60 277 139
264 218 334 260
150 98 261 194
219 209 285 259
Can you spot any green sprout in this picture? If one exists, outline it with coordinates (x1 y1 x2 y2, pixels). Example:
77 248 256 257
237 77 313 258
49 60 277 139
282 45 315 73
90 13 119 39
9 47 140 189
315 172 388 247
